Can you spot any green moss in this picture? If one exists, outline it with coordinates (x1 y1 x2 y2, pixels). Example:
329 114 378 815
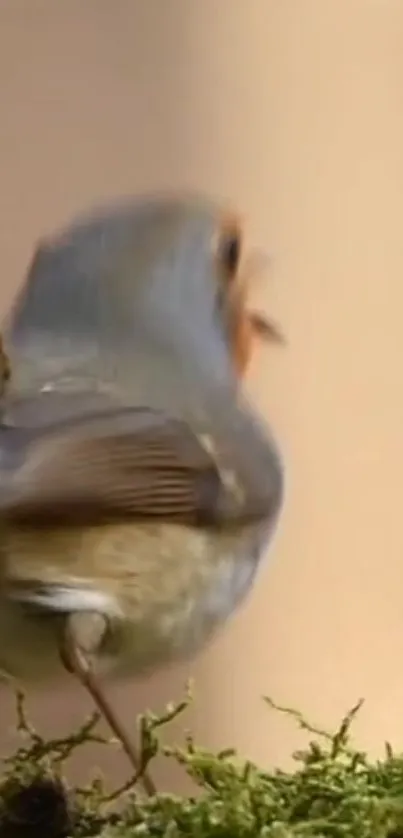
1 686 403 837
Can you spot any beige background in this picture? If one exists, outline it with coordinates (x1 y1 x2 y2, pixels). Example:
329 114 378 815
1 0 403 790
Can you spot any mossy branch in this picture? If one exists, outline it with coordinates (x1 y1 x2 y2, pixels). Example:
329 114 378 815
1 684 403 837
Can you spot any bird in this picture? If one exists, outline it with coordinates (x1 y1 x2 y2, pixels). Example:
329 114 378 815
0 192 284 793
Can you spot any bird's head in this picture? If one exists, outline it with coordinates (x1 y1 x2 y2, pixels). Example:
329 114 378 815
4 193 283 400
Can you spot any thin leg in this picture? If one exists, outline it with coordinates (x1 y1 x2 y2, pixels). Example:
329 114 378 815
60 622 156 797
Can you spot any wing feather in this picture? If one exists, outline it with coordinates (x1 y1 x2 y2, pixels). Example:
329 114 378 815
0 409 222 528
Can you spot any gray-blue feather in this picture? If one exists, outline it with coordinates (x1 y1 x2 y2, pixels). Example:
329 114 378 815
1 193 284 534
4 194 235 403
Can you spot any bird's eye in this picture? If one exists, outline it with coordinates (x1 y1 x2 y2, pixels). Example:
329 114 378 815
217 230 242 281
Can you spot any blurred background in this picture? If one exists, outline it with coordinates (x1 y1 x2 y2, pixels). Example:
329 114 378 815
1 0 403 792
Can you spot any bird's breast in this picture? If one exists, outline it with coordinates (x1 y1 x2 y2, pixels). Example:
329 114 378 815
75 519 269 676
0 519 270 680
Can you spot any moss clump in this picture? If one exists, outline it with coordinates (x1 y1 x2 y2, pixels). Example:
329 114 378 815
1 686 403 837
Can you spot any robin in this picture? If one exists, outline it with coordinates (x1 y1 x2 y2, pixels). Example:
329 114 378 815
0 193 284 793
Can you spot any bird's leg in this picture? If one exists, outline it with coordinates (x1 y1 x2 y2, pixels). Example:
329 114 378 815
0 333 11 414
59 620 156 797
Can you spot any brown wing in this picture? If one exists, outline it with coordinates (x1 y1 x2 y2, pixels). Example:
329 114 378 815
1 411 222 528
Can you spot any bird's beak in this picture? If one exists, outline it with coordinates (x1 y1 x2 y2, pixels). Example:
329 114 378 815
248 311 285 345
231 307 285 379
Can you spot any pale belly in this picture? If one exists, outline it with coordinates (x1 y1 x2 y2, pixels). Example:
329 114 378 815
0 520 269 681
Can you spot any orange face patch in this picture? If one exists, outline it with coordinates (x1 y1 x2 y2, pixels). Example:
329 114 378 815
228 281 255 377
215 214 284 379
